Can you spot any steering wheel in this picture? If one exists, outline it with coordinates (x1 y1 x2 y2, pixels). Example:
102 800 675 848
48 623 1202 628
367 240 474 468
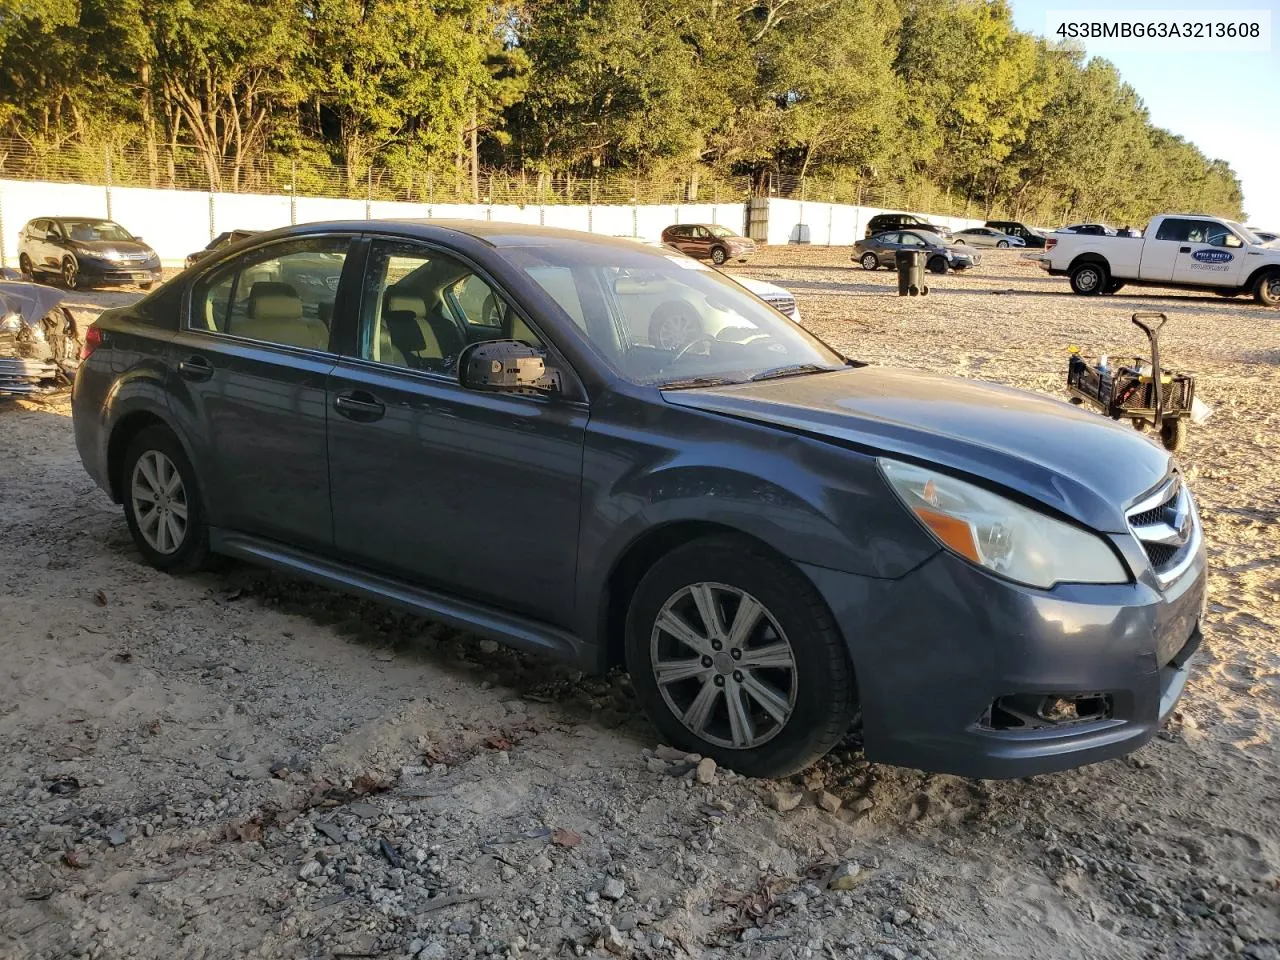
671 336 717 364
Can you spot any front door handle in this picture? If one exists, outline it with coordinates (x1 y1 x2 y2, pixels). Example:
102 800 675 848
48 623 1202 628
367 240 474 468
334 390 386 422
1179 246 1191 253
178 356 214 382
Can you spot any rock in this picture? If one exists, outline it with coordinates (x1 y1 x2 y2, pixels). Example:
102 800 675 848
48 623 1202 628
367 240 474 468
106 828 127 847
418 943 447 960
298 859 322 880
892 909 912 926
645 757 668 774
602 877 626 901
817 791 843 813
877 947 907 960
771 791 804 813
345 802 381 819
1136 900 1162 919
741 927 762 942
654 745 688 762
478 639 500 655
827 862 864 890
852 797 875 815
603 925 628 955
314 821 345 844
584 890 600 904
695 757 717 785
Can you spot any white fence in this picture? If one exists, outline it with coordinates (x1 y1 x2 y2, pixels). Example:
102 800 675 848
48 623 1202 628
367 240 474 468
0 178 988 268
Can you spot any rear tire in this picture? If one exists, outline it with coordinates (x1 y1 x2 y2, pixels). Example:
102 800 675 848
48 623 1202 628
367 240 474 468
625 536 857 778
1069 262 1107 296
1160 418 1187 452
1255 271 1280 307
860 253 879 271
121 426 211 573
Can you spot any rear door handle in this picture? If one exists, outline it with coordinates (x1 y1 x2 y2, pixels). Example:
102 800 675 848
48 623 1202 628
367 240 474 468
178 356 214 381
1179 246 1191 253
334 390 386 422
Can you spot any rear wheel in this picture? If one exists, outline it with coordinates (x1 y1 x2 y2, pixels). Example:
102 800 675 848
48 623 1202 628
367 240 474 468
1255 271 1280 307
1160 418 1187 452
710 246 728 266
625 536 857 778
927 255 948 275
860 252 879 271
1069 262 1107 296
121 426 210 573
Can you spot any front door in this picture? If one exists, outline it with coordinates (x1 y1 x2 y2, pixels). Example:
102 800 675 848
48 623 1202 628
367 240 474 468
166 234 356 550
39 221 66 273
325 238 587 626
1171 220 1249 288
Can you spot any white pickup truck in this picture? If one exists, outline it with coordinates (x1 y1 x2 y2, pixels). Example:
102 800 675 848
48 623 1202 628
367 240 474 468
1038 214 1280 306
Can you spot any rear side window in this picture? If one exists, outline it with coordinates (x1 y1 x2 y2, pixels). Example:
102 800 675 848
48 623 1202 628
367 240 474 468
1155 219 1209 243
191 236 349 351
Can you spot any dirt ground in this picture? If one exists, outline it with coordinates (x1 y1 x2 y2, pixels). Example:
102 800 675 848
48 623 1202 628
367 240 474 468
1 249 1277 960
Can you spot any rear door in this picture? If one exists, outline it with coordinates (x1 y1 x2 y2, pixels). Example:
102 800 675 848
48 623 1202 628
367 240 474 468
1137 218 1194 282
324 237 588 625
1171 220 1249 288
167 234 356 550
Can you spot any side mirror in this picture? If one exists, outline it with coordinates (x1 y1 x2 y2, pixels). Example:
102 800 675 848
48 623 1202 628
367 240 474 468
459 340 560 395
132 235 144 242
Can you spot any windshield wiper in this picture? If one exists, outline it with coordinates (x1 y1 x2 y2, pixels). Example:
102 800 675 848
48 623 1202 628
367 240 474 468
655 376 742 390
748 363 835 382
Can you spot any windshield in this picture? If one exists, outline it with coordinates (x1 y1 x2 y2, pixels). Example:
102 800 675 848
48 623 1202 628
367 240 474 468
709 225 737 238
62 220 133 243
914 231 945 246
513 241 844 388
1227 220 1262 245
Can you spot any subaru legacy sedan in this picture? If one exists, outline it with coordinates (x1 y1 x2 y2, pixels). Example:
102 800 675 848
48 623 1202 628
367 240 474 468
72 221 1205 779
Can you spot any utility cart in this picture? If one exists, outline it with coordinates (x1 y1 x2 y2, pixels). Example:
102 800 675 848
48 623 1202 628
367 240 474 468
1066 312 1202 452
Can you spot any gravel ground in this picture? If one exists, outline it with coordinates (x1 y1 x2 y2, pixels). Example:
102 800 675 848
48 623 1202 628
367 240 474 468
1 250 1277 960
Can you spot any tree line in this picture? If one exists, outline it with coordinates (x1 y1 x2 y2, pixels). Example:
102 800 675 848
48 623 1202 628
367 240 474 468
0 0 1245 223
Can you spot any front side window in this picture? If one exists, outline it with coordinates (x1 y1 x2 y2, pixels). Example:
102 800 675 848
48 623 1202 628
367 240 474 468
899 233 925 247
192 236 348 351
1204 223 1243 248
511 241 844 388
358 240 545 377
710 226 736 238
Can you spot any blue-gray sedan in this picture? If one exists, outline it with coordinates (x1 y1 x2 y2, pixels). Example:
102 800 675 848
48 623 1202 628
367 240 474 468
71 221 1205 779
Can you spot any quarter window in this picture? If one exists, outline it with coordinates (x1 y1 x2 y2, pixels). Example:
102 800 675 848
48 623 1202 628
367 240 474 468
359 240 544 376
192 236 348 350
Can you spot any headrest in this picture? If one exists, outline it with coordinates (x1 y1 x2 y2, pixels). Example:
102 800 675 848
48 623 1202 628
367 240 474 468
386 294 426 317
248 295 303 321
249 281 299 300
384 310 426 353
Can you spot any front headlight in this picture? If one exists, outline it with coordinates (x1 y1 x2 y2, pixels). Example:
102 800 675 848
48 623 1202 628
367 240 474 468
0 314 22 334
879 459 1128 589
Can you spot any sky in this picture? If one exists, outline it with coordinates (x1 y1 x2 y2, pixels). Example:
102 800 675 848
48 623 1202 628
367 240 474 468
1008 0 1280 227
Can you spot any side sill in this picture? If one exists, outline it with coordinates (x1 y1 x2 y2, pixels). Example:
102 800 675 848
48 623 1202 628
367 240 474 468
209 528 588 667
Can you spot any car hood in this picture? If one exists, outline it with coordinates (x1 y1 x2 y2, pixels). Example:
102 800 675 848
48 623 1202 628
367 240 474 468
72 239 155 258
733 276 788 298
663 367 1173 533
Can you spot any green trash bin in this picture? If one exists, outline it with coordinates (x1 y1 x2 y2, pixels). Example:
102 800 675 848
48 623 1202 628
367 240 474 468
895 250 928 297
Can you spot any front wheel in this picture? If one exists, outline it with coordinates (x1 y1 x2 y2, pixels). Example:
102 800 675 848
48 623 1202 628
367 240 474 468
1255 271 1280 307
121 426 211 573
61 257 81 290
927 255 948 275
625 536 857 778
18 253 35 280
1069 262 1107 296
997 240 1010 248
860 252 879 271
710 246 728 266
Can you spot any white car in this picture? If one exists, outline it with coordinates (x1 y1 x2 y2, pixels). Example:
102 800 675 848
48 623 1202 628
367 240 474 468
952 227 1026 249
732 275 803 325
1038 213 1280 305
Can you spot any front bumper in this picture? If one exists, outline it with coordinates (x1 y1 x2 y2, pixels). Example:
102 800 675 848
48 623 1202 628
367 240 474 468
78 260 163 286
802 541 1207 779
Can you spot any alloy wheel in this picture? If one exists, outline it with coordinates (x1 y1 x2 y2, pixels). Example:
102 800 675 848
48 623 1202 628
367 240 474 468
62 259 78 290
650 582 798 750
131 450 189 555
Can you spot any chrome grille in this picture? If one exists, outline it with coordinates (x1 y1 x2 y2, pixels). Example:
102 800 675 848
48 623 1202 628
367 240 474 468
1126 476 1199 586
762 295 797 317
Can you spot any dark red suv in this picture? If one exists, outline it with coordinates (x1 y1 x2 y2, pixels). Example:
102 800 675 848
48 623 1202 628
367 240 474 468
660 224 756 264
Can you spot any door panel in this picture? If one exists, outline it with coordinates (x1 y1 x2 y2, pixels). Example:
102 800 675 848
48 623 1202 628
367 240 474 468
1171 223 1248 287
326 363 587 624
1137 240 1181 282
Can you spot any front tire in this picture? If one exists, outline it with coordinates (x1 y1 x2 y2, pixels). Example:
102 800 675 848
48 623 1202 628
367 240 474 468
61 257 81 291
1160 418 1187 452
927 255 948 275
625 536 857 778
710 246 728 266
997 240 1010 248
18 253 35 280
1069 262 1107 296
1255 271 1280 307
860 252 879 271
121 426 210 573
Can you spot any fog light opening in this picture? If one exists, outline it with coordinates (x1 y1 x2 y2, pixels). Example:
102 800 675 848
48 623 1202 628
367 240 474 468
982 693 1113 731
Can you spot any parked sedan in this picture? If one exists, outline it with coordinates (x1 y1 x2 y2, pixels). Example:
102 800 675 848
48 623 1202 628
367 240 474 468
185 229 261 269
854 230 980 273
660 224 756 264
953 227 1026 249
1058 223 1117 236
18 217 162 290
1248 227 1278 243
73 220 1205 779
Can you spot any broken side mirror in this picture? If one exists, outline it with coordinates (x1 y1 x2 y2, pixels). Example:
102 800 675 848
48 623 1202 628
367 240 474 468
459 340 561 395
